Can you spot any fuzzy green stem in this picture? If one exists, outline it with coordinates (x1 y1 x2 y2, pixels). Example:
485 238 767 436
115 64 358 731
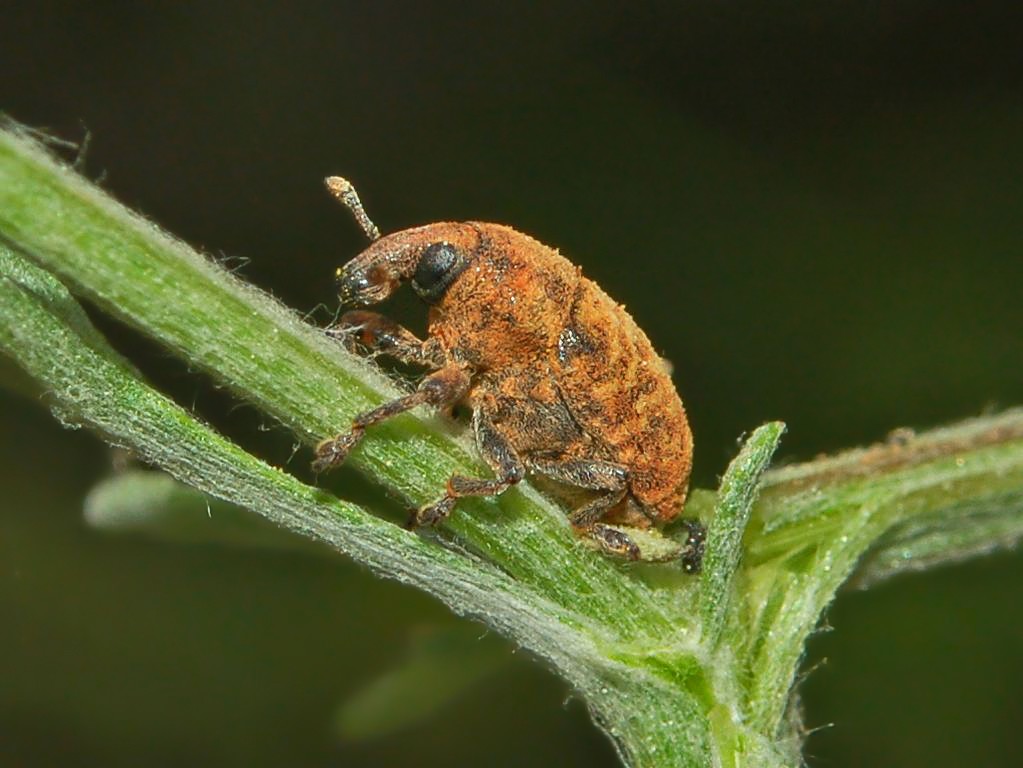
701 422 785 646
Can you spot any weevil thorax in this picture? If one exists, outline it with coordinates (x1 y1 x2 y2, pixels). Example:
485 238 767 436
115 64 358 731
427 223 580 368
335 222 481 306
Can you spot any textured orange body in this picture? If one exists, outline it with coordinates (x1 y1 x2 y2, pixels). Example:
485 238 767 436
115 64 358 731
314 177 701 566
429 223 692 526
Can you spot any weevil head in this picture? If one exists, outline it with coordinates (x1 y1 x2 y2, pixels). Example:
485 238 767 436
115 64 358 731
336 222 481 306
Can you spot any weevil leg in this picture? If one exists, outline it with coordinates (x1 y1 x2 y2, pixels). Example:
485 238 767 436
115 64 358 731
677 518 706 574
526 456 629 497
313 364 470 473
413 406 525 527
526 456 639 559
590 523 641 560
327 310 445 369
569 489 638 560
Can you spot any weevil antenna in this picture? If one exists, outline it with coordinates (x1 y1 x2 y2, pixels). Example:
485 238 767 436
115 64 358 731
325 176 381 242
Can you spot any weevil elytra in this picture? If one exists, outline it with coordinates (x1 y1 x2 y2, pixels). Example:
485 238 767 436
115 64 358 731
314 177 704 571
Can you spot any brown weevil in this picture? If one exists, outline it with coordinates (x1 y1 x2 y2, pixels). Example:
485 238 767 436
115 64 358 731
314 177 705 571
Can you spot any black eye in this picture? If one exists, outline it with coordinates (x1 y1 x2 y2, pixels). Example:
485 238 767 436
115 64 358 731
412 242 467 303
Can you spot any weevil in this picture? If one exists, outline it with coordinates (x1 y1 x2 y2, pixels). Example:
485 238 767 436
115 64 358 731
314 177 704 570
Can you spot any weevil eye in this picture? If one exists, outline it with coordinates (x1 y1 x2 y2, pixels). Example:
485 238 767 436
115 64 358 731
411 242 468 303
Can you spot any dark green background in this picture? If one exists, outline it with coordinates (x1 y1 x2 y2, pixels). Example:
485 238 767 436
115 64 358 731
2 3 1022 766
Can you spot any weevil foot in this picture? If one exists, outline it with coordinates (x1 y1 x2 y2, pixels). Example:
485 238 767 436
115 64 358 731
408 495 458 529
587 523 641 561
679 518 706 574
312 429 363 473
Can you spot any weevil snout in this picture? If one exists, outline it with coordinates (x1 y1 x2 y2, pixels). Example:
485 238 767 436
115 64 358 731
335 258 400 306
334 230 434 305
334 224 482 307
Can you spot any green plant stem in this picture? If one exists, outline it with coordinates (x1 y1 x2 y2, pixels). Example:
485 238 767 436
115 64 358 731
701 422 785 647
740 414 1023 736
2 126 1022 767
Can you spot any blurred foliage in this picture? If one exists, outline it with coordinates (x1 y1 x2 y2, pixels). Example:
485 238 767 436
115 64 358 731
1 2 1021 766
333 624 512 742
84 469 329 554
